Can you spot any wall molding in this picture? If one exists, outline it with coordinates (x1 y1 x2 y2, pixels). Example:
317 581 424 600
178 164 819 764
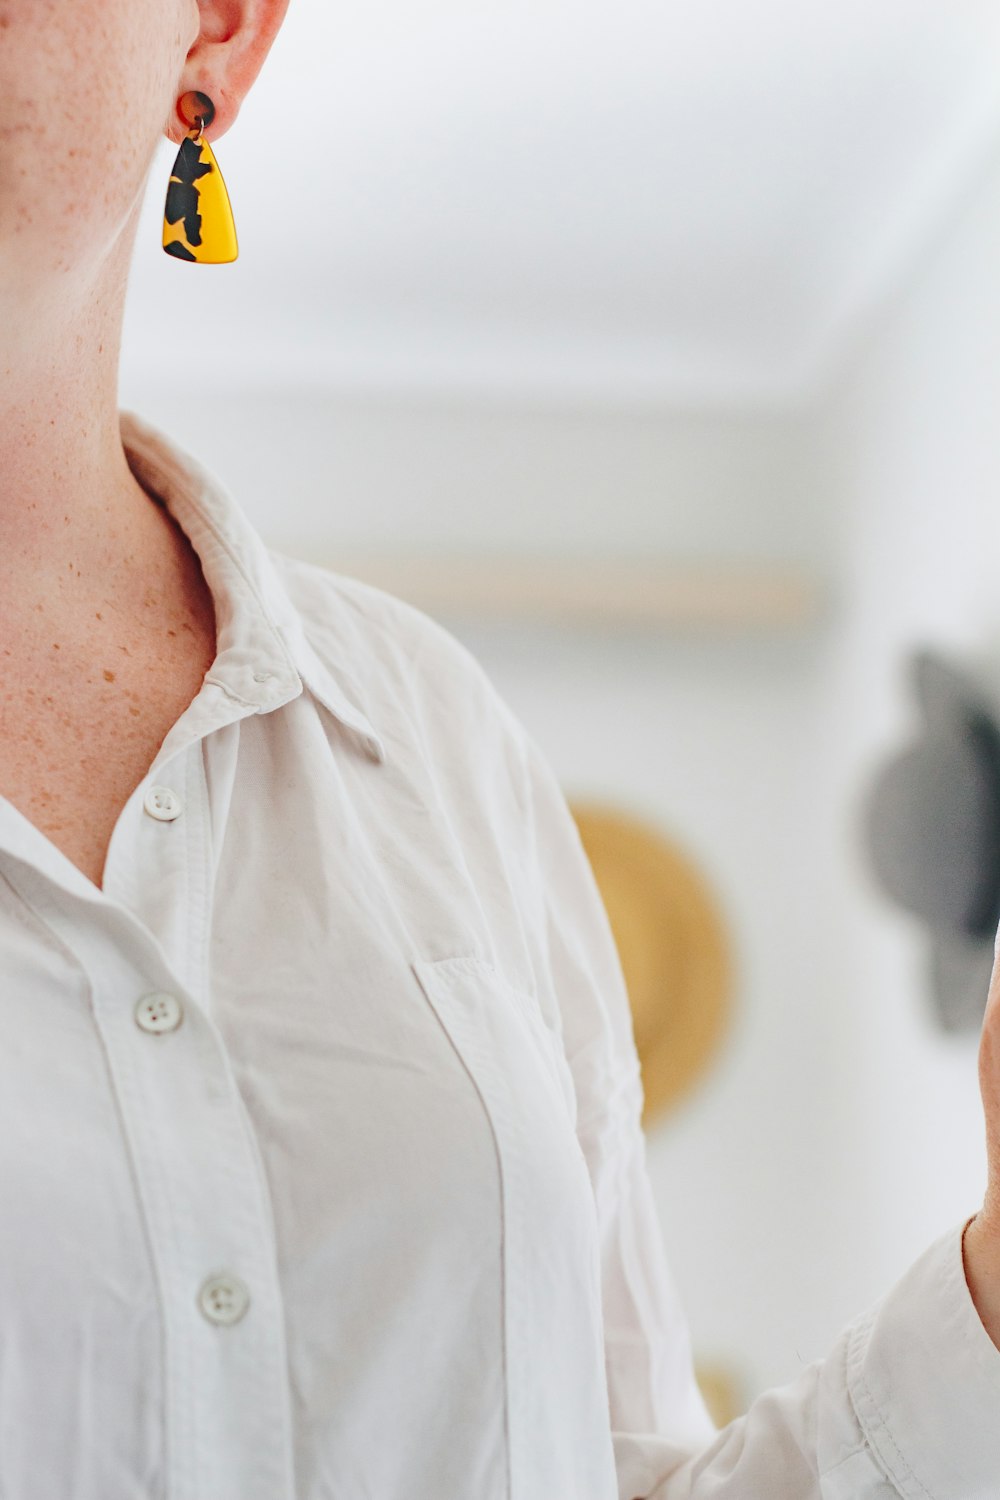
303 551 827 631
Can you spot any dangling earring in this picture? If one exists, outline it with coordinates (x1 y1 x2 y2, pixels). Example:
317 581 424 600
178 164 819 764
162 90 238 263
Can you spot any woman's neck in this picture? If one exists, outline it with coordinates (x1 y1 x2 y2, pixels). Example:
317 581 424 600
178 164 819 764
0 217 146 604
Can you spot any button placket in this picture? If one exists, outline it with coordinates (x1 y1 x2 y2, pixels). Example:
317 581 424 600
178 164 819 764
116 753 294 1492
95 952 295 1497
21 709 294 1495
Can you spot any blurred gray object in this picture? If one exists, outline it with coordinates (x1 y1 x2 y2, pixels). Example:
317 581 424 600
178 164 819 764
860 649 1000 1033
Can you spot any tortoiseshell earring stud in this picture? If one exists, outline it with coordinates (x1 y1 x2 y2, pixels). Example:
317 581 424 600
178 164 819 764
162 90 238 263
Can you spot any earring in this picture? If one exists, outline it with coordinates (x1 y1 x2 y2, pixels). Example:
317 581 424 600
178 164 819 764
162 90 238 263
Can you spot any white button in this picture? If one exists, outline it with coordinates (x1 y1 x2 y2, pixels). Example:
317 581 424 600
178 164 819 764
198 1272 251 1326
134 992 184 1034
143 785 182 821
252 670 272 683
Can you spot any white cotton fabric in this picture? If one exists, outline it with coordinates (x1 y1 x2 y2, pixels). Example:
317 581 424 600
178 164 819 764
1 407 999 1500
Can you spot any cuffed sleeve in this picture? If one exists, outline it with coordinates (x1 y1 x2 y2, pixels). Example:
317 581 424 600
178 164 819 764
516 722 1000 1499
845 1214 1000 1498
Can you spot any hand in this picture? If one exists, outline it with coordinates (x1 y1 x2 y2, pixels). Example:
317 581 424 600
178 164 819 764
962 941 1000 1350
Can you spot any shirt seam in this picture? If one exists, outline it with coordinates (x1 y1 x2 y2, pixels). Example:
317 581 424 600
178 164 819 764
846 1309 932 1500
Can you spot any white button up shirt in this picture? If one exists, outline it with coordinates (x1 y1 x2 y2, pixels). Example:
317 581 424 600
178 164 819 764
2 407 999 1500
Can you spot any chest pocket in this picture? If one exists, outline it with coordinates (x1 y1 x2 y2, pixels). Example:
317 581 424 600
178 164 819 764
410 953 618 1500
411 952 581 1156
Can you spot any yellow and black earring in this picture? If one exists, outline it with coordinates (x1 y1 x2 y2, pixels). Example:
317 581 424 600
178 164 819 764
162 90 238 263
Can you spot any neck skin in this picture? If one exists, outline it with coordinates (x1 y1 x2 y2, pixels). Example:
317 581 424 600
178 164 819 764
0 198 182 635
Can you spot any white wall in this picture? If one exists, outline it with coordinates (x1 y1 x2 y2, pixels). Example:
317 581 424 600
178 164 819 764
121 127 1000 1406
118 384 826 566
801 134 1000 1328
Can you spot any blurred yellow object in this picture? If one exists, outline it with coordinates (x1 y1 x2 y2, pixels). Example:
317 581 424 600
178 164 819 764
694 1361 745 1427
569 802 733 1124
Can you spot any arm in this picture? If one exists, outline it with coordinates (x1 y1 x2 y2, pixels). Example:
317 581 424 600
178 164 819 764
517 723 1000 1499
960 945 1000 1355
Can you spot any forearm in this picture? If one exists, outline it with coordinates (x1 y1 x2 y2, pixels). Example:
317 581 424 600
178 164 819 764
961 1212 1000 1352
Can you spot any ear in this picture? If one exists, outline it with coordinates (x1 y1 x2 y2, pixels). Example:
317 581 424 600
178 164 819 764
166 0 292 145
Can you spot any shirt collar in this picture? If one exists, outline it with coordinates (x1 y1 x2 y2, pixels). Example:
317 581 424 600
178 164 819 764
119 407 387 764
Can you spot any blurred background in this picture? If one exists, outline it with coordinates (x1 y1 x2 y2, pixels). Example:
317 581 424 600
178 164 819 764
120 0 1000 1420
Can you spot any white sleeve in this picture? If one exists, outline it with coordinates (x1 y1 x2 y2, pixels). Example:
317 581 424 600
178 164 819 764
518 724 1000 1499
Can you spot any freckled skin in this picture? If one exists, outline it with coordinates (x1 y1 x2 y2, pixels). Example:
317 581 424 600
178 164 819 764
0 0 289 593
0 0 204 603
0 0 290 888
0 2 193 287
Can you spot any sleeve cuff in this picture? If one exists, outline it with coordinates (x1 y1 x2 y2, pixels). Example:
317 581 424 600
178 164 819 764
846 1214 1000 1498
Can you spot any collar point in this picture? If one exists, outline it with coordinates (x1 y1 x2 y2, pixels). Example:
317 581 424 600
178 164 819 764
361 733 387 764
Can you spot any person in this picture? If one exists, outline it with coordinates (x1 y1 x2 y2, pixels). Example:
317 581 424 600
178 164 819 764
3 3 1000 1497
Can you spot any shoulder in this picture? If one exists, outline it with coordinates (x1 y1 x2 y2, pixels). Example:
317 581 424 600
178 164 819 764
267 546 474 673
266 547 531 775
